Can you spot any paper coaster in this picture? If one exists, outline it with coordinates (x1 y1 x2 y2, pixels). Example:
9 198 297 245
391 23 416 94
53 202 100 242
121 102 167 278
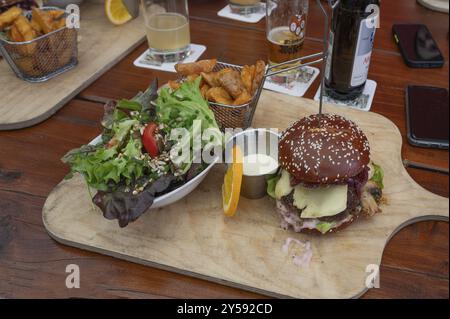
264 66 320 97
217 4 267 23
314 79 377 112
133 44 206 72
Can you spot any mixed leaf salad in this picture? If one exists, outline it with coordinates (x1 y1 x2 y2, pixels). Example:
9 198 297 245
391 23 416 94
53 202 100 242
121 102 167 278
63 78 221 227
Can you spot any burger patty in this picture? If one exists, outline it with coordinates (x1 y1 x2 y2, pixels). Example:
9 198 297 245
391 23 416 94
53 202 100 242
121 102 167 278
277 181 382 234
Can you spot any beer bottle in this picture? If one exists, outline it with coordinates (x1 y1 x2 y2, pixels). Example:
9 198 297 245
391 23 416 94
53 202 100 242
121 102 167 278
324 0 380 100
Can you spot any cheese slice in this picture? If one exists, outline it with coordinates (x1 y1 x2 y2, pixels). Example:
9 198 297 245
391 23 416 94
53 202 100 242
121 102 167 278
293 184 348 218
275 170 294 199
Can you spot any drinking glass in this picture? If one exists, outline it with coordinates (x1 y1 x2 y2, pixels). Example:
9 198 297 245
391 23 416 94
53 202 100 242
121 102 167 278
141 0 191 62
266 0 309 83
229 0 262 14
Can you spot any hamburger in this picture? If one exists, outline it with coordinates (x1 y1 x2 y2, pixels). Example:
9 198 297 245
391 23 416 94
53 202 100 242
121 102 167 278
268 113 384 235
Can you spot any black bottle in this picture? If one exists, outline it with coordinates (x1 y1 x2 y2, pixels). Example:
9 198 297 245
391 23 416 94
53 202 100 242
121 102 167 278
324 0 380 100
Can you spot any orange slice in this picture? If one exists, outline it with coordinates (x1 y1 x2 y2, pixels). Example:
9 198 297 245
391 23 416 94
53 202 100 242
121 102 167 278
222 145 244 217
105 0 133 26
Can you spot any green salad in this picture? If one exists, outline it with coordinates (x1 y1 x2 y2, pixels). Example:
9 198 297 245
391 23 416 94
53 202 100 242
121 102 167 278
63 78 221 227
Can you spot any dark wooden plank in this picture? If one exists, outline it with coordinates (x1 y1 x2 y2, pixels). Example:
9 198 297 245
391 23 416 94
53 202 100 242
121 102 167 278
382 220 449 278
407 167 448 198
363 264 449 299
0 100 103 198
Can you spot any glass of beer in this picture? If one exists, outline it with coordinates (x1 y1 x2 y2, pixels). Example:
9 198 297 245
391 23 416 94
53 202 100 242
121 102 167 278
229 0 261 14
266 0 309 84
141 0 191 63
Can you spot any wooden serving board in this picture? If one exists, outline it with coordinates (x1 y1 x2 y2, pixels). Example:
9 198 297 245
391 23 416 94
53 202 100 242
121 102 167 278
42 91 449 299
0 1 145 130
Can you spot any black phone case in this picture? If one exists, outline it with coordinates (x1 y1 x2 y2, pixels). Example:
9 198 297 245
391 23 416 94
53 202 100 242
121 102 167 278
393 24 445 69
405 86 449 150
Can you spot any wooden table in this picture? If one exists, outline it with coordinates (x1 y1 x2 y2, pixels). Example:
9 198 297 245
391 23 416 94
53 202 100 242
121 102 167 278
0 0 448 298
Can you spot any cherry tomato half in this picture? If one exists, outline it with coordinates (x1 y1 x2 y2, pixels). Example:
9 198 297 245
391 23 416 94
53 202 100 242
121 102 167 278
142 123 159 158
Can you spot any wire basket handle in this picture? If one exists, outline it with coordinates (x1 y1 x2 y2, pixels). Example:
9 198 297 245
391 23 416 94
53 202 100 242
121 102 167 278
265 52 324 77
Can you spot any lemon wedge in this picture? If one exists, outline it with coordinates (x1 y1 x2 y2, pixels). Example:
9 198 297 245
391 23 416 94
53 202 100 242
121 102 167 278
222 146 244 217
105 0 133 26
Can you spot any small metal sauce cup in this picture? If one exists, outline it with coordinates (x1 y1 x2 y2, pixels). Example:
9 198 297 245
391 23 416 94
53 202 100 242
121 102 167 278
225 128 280 199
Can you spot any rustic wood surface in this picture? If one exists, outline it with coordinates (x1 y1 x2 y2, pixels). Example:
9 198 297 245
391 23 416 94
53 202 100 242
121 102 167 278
42 91 449 299
0 2 145 130
0 0 448 298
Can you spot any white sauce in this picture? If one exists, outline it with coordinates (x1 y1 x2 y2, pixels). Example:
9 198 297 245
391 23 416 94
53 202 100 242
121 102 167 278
243 154 279 176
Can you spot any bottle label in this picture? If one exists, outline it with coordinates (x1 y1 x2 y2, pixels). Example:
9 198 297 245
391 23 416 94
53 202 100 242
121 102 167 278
351 14 377 87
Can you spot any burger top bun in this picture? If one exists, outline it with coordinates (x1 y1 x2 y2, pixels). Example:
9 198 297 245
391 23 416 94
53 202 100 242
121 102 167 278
279 113 370 184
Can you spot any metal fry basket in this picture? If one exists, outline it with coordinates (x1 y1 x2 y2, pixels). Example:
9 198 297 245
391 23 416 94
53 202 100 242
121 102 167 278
210 50 324 130
0 7 78 83
208 62 266 130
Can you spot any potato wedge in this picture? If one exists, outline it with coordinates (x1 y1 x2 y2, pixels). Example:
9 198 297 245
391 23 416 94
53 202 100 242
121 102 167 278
206 87 233 105
233 90 252 106
217 69 246 99
251 60 266 95
32 8 54 34
53 18 66 31
175 59 217 76
47 10 65 20
186 73 199 82
0 6 22 30
168 80 181 90
30 18 43 34
200 84 210 99
13 15 37 55
241 65 255 94
8 24 24 42
14 15 36 41
201 71 220 87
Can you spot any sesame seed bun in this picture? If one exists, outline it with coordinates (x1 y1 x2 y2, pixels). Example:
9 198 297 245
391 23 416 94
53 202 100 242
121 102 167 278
279 114 371 184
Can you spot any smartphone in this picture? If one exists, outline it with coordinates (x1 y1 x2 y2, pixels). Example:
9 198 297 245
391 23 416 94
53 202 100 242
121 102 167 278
406 85 449 149
393 24 444 68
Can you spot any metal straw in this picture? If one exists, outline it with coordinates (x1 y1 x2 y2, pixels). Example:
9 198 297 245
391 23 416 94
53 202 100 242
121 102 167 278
266 52 324 76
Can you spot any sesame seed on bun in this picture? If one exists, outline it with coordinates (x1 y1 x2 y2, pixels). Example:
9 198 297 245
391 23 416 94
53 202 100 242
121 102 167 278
279 114 371 184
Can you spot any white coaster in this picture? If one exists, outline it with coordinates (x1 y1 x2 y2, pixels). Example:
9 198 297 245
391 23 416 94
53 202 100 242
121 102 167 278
217 4 266 23
264 66 320 97
314 79 377 112
133 44 207 73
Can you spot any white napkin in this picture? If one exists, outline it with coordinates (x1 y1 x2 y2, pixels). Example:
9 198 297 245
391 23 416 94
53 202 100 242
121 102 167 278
264 66 320 97
217 4 266 23
133 44 207 72
313 79 377 112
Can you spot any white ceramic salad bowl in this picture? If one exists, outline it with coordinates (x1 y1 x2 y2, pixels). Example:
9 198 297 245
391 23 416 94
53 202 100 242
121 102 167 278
89 135 219 210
